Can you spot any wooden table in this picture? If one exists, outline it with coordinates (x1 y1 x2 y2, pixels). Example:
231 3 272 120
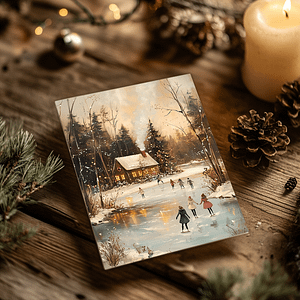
0 1 299 299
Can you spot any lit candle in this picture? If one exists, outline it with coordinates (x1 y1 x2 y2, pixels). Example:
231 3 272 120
242 0 300 102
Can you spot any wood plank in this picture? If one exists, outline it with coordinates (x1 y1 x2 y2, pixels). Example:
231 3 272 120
0 212 199 300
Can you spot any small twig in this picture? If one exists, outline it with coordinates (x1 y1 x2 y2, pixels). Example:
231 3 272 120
16 183 44 203
165 122 187 135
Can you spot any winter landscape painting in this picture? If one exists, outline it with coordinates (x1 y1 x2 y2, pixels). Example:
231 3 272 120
55 74 248 270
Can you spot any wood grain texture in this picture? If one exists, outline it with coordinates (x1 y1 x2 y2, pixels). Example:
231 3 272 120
0 0 299 298
0 213 198 300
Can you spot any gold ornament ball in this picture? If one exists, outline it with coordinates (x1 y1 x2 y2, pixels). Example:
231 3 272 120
54 28 84 62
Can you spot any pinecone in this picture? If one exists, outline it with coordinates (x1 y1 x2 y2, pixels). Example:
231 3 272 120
145 0 246 56
212 15 245 54
284 177 297 191
228 110 290 169
175 18 214 56
275 80 300 128
146 4 214 56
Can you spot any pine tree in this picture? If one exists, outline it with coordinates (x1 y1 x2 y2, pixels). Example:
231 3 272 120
67 99 95 189
68 113 91 184
145 120 174 174
116 125 139 157
90 112 113 187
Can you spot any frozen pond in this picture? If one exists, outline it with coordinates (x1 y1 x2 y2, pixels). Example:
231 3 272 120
92 163 248 269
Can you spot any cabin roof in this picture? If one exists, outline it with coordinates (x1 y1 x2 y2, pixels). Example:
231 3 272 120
115 153 158 171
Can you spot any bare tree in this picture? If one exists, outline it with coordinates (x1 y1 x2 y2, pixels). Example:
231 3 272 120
106 104 123 157
67 98 91 211
185 95 226 183
99 233 126 267
160 79 226 184
88 101 103 207
165 121 207 162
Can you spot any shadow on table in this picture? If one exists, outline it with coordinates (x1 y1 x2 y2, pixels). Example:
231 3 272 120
37 51 72 70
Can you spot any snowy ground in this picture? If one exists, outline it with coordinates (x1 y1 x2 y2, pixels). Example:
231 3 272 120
90 162 248 270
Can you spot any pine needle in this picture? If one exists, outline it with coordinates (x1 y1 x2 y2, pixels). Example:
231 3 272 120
0 117 64 251
199 261 299 299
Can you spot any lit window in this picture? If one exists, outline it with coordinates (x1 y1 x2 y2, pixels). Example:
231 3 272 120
138 171 142 176
132 172 137 177
144 169 148 174
115 176 120 181
121 175 125 180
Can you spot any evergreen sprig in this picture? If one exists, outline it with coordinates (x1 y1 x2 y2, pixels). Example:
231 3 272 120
248 262 297 299
198 268 243 300
284 197 300 287
198 261 298 299
0 221 36 251
0 118 64 251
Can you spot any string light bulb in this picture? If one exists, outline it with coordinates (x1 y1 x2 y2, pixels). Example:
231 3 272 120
31 0 141 33
109 3 121 20
45 19 52 26
35 26 43 35
59 8 69 17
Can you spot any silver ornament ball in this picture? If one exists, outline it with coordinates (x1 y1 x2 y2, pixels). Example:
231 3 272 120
54 28 84 62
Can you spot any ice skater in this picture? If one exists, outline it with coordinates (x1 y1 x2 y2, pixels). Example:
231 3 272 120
176 206 190 233
200 193 215 216
187 196 198 217
187 178 194 189
170 179 175 189
138 187 145 198
157 174 164 184
178 178 185 189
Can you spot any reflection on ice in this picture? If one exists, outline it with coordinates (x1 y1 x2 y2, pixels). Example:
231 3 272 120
105 202 181 229
140 208 147 218
108 207 147 227
159 203 178 225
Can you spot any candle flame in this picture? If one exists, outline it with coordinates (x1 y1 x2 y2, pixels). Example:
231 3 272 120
283 0 291 18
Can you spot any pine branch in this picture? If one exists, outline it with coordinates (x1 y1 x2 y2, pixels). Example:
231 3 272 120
245 261 298 299
284 197 300 288
198 268 243 300
0 221 36 251
198 261 298 299
0 117 64 251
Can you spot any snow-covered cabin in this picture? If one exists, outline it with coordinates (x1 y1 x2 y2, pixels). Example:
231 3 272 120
113 151 159 183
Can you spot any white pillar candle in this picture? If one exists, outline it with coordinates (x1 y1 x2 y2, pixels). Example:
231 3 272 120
242 0 300 102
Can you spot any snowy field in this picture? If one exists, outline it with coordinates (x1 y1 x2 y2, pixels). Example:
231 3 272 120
90 162 248 269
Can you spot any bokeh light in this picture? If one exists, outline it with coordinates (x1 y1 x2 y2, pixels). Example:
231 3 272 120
59 8 69 17
35 26 43 35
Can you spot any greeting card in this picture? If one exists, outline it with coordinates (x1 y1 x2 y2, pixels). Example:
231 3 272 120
56 74 248 269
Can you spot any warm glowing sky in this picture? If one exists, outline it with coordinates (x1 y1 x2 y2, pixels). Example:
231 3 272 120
56 74 202 149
